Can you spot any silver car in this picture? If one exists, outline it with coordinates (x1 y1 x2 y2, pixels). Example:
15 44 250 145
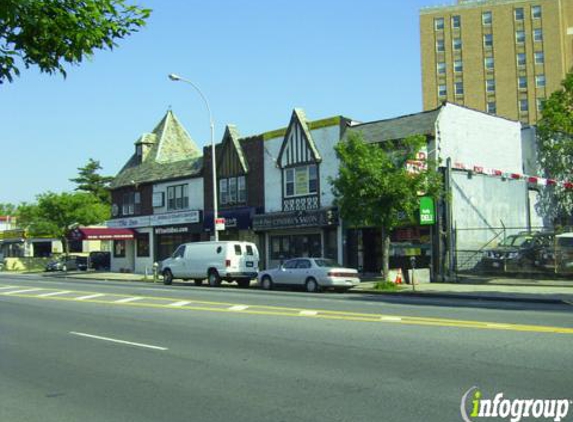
258 258 360 293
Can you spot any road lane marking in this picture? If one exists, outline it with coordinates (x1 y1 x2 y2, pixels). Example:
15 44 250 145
0 285 17 290
3 288 43 295
380 316 402 322
75 293 105 301
168 301 191 307
228 305 249 311
69 332 168 351
114 297 142 304
37 290 72 298
4 284 573 335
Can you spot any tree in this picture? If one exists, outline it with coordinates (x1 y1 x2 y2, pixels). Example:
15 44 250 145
537 71 573 221
70 158 114 204
0 0 151 83
330 132 443 281
0 203 17 215
17 192 110 254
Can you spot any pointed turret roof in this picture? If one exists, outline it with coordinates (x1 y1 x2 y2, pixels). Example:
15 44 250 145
111 110 203 188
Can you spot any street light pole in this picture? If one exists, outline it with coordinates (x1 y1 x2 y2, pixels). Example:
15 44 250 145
168 74 218 241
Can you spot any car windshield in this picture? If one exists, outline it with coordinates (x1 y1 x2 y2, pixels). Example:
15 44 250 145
512 235 533 247
314 259 342 268
498 236 518 246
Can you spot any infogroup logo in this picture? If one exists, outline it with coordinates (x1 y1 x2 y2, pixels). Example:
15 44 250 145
461 387 571 422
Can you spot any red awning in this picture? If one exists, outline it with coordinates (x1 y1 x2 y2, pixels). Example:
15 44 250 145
73 228 135 240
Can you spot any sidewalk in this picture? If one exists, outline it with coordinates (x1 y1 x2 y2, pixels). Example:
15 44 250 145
40 270 573 305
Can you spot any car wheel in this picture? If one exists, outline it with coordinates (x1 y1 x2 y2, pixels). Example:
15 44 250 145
163 269 173 285
261 275 273 291
194 279 203 286
305 277 320 293
208 270 221 287
237 278 250 288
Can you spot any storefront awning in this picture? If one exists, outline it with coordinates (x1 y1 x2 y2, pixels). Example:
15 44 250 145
70 228 135 241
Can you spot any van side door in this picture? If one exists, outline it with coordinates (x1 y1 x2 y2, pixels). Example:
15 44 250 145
169 245 187 278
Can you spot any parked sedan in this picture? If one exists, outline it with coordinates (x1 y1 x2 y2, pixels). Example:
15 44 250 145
45 255 88 272
258 258 360 292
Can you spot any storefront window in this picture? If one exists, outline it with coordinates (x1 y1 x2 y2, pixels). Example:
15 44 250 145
270 234 321 260
114 240 126 258
136 233 150 257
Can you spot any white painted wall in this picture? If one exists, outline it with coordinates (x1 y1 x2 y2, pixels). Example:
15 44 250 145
110 240 135 272
152 177 204 214
263 125 341 212
437 104 523 174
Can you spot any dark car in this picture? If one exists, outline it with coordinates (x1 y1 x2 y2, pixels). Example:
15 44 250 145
45 255 88 272
88 251 111 271
481 232 554 273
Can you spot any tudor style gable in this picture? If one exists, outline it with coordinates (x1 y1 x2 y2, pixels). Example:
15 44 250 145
277 109 322 212
217 125 249 207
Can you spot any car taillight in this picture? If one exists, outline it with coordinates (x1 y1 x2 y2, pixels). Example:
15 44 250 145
226 259 231 267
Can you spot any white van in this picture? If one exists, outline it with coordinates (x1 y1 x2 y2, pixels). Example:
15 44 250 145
160 241 259 287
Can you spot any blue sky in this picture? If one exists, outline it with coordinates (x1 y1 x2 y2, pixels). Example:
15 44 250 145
1 0 446 204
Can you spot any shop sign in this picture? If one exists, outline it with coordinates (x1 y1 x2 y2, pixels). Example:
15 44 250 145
419 197 435 225
224 217 238 229
253 208 338 231
106 216 150 229
150 210 201 226
155 226 190 235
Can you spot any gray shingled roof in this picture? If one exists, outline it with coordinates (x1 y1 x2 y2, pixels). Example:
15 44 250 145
111 110 203 188
346 107 442 143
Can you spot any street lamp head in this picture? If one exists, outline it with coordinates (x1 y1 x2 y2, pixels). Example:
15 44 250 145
168 73 181 81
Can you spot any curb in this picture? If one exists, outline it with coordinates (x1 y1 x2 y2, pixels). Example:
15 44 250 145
34 272 572 305
350 288 569 305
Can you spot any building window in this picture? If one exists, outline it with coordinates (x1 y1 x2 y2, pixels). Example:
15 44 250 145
515 7 524 21
122 192 141 216
219 175 246 205
453 38 462 50
114 240 126 258
484 33 493 48
136 233 150 257
537 98 545 112
535 74 546 87
482 11 492 26
237 175 246 203
520 99 529 112
455 82 464 96
516 30 525 44
434 17 444 31
518 76 528 89
487 101 497 114
486 79 495 93
535 51 544 64
437 62 446 75
219 179 228 205
484 57 494 70
533 28 543 42
167 184 189 211
454 60 463 73
438 84 447 97
532 5 542 19
436 39 445 52
452 15 461 29
517 53 526 66
284 164 318 198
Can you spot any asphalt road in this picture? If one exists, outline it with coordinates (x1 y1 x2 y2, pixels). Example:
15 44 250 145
1 273 573 422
